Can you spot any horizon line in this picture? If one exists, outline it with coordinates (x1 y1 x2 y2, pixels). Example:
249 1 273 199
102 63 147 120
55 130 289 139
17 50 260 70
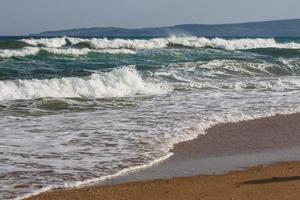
1 18 300 37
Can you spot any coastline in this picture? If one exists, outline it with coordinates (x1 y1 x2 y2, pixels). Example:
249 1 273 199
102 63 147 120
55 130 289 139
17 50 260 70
25 113 300 200
26 161 300 200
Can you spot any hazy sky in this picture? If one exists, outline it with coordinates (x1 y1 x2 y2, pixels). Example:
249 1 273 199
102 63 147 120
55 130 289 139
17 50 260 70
1 0 300 35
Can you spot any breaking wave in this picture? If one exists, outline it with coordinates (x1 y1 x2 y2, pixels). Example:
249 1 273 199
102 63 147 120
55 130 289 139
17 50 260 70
1 37 300 58
42 47 136 56
3 36 300 200
178 77 300 91
166 37 300 50
0 47 136 58
20 37 68 48
0 66 170 101
0 47 40 58
20 36 300 50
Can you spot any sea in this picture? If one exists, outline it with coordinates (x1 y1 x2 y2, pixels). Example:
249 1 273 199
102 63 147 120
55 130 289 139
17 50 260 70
1 36 300 199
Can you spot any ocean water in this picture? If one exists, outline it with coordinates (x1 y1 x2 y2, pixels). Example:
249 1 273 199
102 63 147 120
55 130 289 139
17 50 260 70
1 36 300 199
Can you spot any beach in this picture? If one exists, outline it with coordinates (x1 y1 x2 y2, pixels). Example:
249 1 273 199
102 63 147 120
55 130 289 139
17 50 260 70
25 162 300 200
1 2 300 199
2 36 300 199
26 113 300 200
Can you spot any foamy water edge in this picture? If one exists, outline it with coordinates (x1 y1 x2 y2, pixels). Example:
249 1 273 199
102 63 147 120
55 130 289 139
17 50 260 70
16 108 299 200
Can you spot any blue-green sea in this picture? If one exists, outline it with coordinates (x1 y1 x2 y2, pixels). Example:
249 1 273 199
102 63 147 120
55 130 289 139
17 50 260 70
1 36 300 199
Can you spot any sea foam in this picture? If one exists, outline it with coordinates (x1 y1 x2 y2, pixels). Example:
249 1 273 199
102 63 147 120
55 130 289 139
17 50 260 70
0 47 40 58
42 47 136 56
20 37 300 50
0 66 170 101
0 47 136 58
20 37 68 48
2 37 300 58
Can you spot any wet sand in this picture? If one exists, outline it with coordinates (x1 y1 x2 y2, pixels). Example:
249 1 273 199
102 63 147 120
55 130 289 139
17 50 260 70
26 113 300 200
26 161 300 200
173 113 300 157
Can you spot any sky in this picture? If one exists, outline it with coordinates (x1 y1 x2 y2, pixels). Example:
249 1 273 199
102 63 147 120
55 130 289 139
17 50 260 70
0 0 300 35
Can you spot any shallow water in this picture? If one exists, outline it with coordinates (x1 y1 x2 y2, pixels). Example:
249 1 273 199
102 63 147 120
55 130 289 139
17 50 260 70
1 36 300 199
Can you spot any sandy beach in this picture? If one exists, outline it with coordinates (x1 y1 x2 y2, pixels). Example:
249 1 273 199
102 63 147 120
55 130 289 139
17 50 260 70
26 113 300 200
26 161 300 200
2 3 300 200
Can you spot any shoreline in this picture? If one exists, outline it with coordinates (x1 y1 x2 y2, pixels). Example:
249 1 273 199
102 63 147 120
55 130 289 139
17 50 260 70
26 161 300 200
25 113 300 199
103 113 300 185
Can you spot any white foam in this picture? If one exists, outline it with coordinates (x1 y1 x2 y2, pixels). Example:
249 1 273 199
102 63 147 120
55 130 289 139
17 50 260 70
173 76 300 91
43 48 136 56
16 107 300 200
16 186 54 200
166 37 300 50
42 47 91 56
0 66 170 101
0 47 40 58
68 37 168 50
19 37 300 51
2 37 299 58
21 37 68 48
20 37 168 49
16 153 173 200
99 49 136 54
0 47 136 58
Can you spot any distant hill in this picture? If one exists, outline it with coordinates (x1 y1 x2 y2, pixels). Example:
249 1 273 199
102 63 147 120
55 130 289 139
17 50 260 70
30 19 300 37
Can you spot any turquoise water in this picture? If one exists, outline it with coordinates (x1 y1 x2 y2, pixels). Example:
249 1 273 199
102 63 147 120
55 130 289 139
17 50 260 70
1 36 300 199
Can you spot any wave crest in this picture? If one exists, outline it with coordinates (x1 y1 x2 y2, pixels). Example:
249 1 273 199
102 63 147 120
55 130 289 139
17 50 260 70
0 47 40 58
20 37 68 48
0 66 170 101
0 47 136 58
20 37 300 50
2 37 300 58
